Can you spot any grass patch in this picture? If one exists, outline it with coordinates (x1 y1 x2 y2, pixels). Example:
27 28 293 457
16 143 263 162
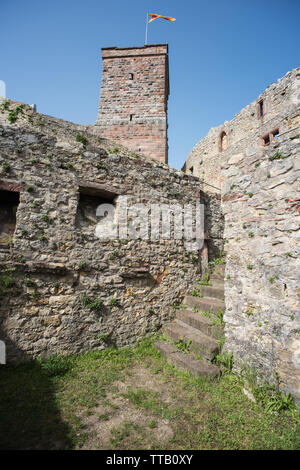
75 133 88 146
121 387 175 419
2 162 11 173
175 338 192 354
7 104 24 124
110 421 142 447
192 288 203 297
81 296 103 313
212 309 225 327
210 252 226 266
198 310 213 319
0 269 20 296
269 151 290 161
198 273 212 286
0 336 299 450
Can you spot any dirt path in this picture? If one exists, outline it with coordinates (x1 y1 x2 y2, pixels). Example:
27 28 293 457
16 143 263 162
78 365 178 450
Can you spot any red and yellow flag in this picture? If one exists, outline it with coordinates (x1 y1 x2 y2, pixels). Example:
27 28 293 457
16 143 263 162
148 13 176 23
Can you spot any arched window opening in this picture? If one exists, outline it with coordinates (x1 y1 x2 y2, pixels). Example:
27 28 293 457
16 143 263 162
219 131 228 152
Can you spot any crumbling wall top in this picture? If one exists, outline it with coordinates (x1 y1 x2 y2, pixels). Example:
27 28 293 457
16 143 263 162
101 44 168 58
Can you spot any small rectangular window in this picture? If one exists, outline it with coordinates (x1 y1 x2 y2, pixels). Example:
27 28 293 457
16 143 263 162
130 114 133 122
76 192 116 232
189 166 194 175
76 183 118 234
129 73 134 80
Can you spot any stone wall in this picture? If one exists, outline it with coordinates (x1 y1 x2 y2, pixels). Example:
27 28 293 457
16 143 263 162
95 45 169 164
0 101 224 363
0 98 131 157
183 68 300 402
221 125 300 404
186 68 300 193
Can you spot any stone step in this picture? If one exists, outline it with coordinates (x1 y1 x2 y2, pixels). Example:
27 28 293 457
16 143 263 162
209 264 225 281
162 319 219 360
154 340 219 378
184 295 224 315
206 279 224 288
198 285 224 300
176 308 223 339
210 273 225 282
210 264 225 275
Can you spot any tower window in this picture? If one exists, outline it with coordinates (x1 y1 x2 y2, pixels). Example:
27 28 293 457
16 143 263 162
258 99 264 117
129 114 133 122
129 73 134 80
219 131 228 152
189 166 194 175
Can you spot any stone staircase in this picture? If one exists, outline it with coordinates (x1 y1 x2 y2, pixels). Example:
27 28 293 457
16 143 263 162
155 264 225 378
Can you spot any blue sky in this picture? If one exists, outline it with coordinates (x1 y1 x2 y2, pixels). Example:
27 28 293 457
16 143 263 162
1 0 299 169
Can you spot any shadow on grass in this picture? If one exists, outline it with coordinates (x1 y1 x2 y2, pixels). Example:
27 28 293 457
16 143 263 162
0 332 74 450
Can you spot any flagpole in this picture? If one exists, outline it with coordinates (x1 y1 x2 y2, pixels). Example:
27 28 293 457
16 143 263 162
145 12 148 45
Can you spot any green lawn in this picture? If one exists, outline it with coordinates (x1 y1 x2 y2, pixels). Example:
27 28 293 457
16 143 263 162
0 336 299 450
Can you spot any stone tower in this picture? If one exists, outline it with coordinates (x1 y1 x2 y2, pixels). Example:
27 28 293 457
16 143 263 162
95 44 169 164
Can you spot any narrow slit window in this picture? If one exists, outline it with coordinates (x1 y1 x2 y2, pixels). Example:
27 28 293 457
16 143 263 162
129 73 134 80
258 100 264 117
130 114 133 122
0 189 20 245
219 131 228 152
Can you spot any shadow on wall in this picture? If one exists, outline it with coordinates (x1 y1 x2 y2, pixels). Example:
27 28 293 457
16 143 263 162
0 327 74 450
203 192 225 261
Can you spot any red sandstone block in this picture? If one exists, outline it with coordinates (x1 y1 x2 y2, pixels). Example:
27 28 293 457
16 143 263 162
97 45 169 163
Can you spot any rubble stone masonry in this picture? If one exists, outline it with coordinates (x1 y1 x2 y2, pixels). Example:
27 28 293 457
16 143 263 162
186 68 300 192
0 100 223 363
185 68 300 403
222 128 300 404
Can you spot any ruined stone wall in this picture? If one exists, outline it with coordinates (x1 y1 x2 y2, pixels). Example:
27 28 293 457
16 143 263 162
95 45 169 164
186 68 300 193
221 125 300 404
184 67 300 403
0 102 216 363
0 98 132 157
